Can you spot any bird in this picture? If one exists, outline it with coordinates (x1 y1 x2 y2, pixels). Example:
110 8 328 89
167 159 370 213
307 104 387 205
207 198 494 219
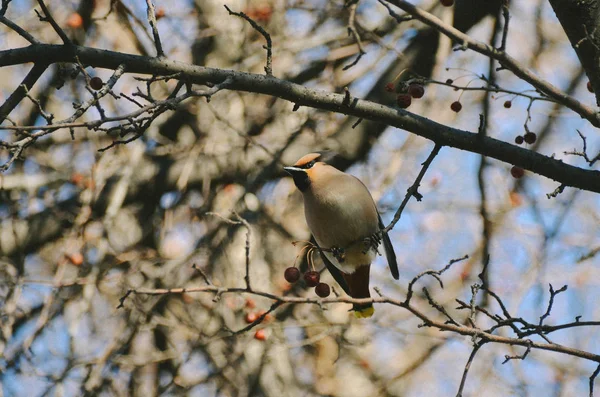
284 152 399 318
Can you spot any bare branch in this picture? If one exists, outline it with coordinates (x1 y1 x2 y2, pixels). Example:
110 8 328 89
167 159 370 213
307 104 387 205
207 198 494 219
145 0 164 57
35 0 71 45
224 5 273 76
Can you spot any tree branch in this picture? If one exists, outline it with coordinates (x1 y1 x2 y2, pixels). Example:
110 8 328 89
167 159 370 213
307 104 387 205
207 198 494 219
0 44 599 193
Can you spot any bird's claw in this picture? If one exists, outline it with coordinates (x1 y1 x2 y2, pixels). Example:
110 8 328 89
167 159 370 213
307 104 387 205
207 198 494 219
331 246 346 263
362 232 382 254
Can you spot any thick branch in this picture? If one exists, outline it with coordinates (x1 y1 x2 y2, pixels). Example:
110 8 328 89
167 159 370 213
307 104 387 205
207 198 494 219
1 44 600 192
548 0 600 105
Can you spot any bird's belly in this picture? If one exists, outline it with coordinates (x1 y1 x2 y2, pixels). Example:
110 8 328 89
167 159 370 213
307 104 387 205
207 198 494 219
321 244 377 274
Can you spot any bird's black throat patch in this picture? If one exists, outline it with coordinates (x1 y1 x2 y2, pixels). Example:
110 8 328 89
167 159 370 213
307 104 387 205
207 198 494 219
291 172 311 192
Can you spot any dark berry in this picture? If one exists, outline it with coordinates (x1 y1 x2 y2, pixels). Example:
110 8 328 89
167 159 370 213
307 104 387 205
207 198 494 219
304 271 320 287
445 78 454 84
440 0 454 6
284 267 300 283
384 82 395 92
315 282 331 297
510 166 524 179
408 84 425 99
588 81 594 93
450 101 462 112
523 132 537 144
396 94 412 109
90 77 103 90
504 100 512 108
515 135 524 145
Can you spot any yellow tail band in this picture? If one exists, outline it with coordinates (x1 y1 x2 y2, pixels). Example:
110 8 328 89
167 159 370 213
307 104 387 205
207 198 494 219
354 306 375 318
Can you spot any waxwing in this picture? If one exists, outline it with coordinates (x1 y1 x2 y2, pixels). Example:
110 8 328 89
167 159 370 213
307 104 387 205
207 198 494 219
284 152 398 318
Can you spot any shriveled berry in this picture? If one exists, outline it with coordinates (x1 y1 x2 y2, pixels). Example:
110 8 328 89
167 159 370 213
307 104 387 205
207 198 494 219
440 0 454 6
408 84 425 99
523 132 537 144
396 94 412 109
245 298 256 308
90 77 103 90
588 81 594 93
254 329 266 340
315 282 331 297
445 78 454 84
450 101 462 112
504 100 512 108
384 82 395 92
245 312 258 323
510 166 525 179
304 271 320 287
155 7 166 19
515 135 524 145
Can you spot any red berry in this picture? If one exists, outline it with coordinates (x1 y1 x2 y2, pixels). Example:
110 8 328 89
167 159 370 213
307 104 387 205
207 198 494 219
284 267 300 283
245 312 258 323
510 166 524 179
304 271 320 287
504 100 512 108
315 283 331 297
450 101 462 112
523 132 537 144
90 77 103 90
445 78 454 84
66 12 83 29
254 329 266 340
155 7 166 19
587 81 594 93
396 94 412 109
440 0 454 6
515 135 524 145
408 84 425 99
384 82 395 92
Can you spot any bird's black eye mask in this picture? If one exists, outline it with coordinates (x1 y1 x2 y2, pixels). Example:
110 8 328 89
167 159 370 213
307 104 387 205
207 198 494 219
297 160 316 169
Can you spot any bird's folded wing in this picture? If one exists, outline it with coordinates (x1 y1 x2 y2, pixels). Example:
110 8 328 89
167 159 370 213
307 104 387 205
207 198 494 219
313 238 351 295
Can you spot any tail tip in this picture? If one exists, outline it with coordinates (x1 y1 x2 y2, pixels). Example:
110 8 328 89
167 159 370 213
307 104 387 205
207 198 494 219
353 306 375 318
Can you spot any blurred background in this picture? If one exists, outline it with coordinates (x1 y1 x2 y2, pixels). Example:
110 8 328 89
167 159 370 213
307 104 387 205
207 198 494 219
1 0 600 396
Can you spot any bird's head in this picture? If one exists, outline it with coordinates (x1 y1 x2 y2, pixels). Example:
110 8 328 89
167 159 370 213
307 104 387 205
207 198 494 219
284 152 335 192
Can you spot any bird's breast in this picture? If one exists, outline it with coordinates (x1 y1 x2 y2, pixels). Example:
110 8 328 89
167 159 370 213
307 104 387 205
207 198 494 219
303 183 379 272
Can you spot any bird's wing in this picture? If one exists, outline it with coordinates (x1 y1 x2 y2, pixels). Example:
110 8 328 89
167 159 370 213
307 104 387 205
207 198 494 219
312 237 351 295
379 213 399 280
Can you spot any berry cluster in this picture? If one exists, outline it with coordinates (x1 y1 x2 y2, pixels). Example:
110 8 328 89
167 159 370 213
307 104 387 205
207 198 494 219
514 132 537 145
284 267 331 297
386 82 426 109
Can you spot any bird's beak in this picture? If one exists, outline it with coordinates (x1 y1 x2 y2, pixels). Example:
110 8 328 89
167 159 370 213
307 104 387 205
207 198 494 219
283 166 304 175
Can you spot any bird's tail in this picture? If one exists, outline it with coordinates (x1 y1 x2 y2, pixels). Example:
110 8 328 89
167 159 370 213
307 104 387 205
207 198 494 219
342 264 374 318
353 303 374 318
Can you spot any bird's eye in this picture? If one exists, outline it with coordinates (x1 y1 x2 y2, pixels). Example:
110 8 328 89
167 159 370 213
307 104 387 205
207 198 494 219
305 160 316 168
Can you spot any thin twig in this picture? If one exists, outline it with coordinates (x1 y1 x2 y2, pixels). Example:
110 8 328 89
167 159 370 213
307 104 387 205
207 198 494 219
35 0 71 45
499 0 510 51
224 5 273 76
145 0 164 57
343 3 366 70
456 341 486 397
385 144 442 233
0 15 40 44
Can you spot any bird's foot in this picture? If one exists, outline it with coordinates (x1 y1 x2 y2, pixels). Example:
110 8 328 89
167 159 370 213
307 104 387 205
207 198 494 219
362 232 382 254
331 246 346 263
